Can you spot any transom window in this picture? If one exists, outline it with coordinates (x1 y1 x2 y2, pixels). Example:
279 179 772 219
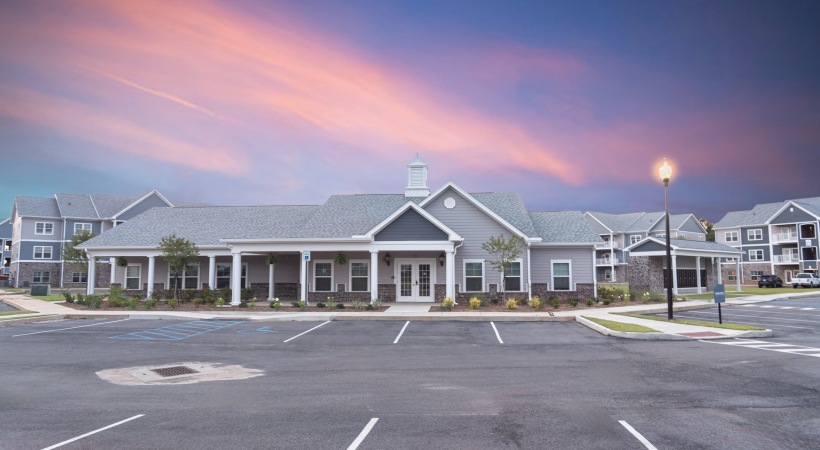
35 222 54 235
216 264 247 289
350 261 369 292
169 264 200 289
630 235 642 245
73 223 92 234
33 271 50 283
464 260 484 292
747 229 763 241
552 260 572 291
125 265 141 290
314 261 333 292
504 260 522 291
33 246 52 259
748 249 764 261
725 231 738 243
72 272 88 283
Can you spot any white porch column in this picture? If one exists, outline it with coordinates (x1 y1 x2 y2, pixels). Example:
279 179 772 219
736 259 741 292
696 257 702 294
526 246 533 301
146 256 155 298
370 251 379 303
718 258 723 284
208 256 216 289
268 263 275 301
300 254 308 304
231 251 242 305
592 247 598 299
110 258 116 284
672 254 678 295
445 250 455 300
86 254 96 295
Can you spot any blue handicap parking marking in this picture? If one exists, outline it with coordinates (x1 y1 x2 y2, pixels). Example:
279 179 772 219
237 326 279 334
109 320 245 341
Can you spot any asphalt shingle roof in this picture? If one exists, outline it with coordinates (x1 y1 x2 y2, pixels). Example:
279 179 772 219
294 194 413 238
55 193 100 218
668 239 742 253
471 192 537 237
529 211 602 243
14 197 61 218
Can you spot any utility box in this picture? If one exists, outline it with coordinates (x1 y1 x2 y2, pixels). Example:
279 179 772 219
30 284 51 296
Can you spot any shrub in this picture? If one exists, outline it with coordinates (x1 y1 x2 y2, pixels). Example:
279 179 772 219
83 294 103 309
469 297 481 309
145 298 156 309
128 297 139 310
371 299 382 310
335 303 345 309
270 298 281 309
293 300 305 309
152 290 166 301
366 303 375 310
241 288 254 301
326 296 335 309
442 296 455 311
238 300 249 308
200 286 218 304
109 285 124 303
530 296 542 309
603 299 611 305
61 291 75 303
506 298 518 310
569 298 579 307
586 299 593 307
76 293 85 304
108 296 124 308
181 289 198 303
550 297 561 309
220 287 231 303
216 298 225 307
248 298 257 308
167 298 178 309
316 302 326 308
351 300 365 311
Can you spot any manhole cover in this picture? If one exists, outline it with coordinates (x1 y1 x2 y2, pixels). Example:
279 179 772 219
151 366 199 377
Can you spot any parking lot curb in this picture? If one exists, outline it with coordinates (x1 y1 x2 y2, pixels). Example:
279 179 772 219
0 314 65 325
575 316 691 340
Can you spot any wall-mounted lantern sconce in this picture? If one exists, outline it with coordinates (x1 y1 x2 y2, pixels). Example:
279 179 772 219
382 252 392 266
439 252 445 267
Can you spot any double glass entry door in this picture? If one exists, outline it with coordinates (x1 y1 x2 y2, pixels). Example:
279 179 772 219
397 260 434 302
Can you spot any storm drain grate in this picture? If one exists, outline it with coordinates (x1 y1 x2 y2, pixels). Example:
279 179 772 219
151 366 199 377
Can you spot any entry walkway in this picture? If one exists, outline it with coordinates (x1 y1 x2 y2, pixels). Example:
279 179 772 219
2 289 814 340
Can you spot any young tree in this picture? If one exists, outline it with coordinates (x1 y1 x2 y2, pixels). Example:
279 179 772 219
699 218 716 242
63 229 96 284
159 234 200 300
481 234 525 294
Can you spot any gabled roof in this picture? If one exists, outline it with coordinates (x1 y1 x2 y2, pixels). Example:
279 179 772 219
293 194 413 239
714 197 817 229
14 196 61 218
55 193 99 218
112 190 173 219
766 199 820 224
649 214 704 233
586 211 663 233
529 211 602 244
358 201 461 241
90 194 141 218
80 205 320 248
626 237 741 257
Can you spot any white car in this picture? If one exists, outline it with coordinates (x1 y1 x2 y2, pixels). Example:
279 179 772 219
792 273 820 288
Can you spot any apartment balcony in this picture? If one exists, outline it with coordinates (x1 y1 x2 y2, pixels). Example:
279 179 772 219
772 231 798 243
595 241 621 249
596 258 619 265
773 254 800 264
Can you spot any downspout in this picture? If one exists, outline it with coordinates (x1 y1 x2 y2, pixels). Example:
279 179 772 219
592 246 598 299
60 217 66 288
526 242 532 302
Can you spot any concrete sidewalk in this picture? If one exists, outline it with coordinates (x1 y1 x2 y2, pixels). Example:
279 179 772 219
2 290 815 340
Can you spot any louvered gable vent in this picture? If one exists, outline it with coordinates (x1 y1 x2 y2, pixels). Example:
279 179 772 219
405 154 430 198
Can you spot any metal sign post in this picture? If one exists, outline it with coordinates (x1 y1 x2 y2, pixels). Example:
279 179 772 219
713 283 725 324
302 251 311 311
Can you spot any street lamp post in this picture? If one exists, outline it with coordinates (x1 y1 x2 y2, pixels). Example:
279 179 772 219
659 159 674 320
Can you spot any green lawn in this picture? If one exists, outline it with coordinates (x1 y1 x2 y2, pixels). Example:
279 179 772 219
582 316 658 333
614 313 765 331
0 310 36 317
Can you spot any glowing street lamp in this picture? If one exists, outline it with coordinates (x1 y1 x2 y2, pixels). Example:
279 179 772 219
659 159 674 320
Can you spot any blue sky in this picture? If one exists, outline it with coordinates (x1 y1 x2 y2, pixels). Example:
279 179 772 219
1 0 819 222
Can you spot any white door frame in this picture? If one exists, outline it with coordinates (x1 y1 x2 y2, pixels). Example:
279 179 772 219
395 258 436 302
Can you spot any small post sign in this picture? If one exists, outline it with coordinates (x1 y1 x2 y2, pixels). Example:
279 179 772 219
302 251 311 262
714 283 725 324
302 251 310 310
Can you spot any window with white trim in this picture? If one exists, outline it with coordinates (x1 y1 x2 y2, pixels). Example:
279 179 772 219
349 261 369 292
33 271 50 283
33 246 52 259
604 269 611 281
725 231 738 243
125 264 141 290
35 222 53 235
748 249 764 261
216 263 247 289
747 229 763 241
73 223 92 235
71 272 87 283
168 263 200 289
464 260 484 292
750 270 763 281
314 261 333 292
552 260 572 291
727 270 737 282
630 235 642 245
504 260 522 291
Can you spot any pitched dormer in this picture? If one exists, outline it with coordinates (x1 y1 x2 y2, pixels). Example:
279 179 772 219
405 154 430 198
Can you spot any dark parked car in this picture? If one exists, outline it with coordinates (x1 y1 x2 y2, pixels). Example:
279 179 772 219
758 275 783 288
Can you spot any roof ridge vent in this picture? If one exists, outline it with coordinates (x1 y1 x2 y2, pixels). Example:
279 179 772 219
404 153 430 198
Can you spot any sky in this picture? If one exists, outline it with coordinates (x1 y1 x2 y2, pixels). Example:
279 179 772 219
1 0 819 223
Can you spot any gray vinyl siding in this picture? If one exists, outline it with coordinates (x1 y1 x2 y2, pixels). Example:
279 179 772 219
770 206 816 225
375 209 448 241
717 227 741 246
741 226 769 245
21 218 63 240
530 247 594 287
632 240 667 252
63 220 102 239
20 241 62 261
424 187 527 289
117 193 170 221
680 216 705 234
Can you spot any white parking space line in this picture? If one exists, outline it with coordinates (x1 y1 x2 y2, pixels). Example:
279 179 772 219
393 321 410 344
282 321 331 343
618 420 658 450
701 339 820 358
490 322 504 344
780 306 796 309
685 310 820 325
801 308 816 311
13 319 129 337
347 417 378 450
41 414 144 450
673 313 814 330
760 305 776 308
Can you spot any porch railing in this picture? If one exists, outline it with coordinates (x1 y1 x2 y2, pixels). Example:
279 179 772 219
595 242 620 249
772 231 798 243
596 258 619 265
773 254 799 263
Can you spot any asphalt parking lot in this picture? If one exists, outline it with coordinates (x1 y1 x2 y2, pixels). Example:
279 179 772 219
2 314 819 449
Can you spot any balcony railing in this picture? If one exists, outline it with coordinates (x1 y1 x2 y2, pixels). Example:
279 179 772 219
596 258 619 265
773 254 799 264
595 241 621 249
772 231 798 243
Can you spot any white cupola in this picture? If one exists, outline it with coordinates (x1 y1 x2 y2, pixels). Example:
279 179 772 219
404 154 430 198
